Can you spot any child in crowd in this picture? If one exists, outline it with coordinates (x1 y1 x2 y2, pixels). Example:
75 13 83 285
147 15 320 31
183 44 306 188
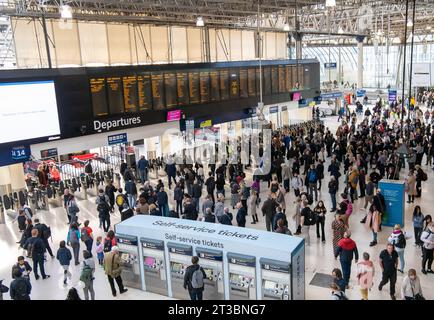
95 236 104 266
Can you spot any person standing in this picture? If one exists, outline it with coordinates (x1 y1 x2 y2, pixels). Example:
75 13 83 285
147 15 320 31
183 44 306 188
174 182 184 215
236 202 247 227
281 161 291 192
332 214 347 256
80 250 96 300
249 189 259 224
105 180 117 211
204 172 216 203
183 256 207 301
261 194 278 232
56 240 72 285
24 229 50 280
364 176 374 210
214 194 225 222
421 222 434 274
96 190 111 232
413 206 425 247
67 223 81 266
405 170 417 203
33 219 54 258
314 200 327 243
104 246 128 297
365 205 381 247
63 189 73 224
192 179 203 213
306 164 318 202
125 179 137 209
11 256 32 280
334 230 359 288
356 252 375 300
378 243 399 300
66 195 80 225
80 220 94 256
9 268 31 300
388 224 406 273
328 176 338 212
137 155 149 184
157 187 169 217
401 269 424 300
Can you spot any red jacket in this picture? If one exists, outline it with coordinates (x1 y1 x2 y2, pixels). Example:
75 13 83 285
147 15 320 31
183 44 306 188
335 238 359 262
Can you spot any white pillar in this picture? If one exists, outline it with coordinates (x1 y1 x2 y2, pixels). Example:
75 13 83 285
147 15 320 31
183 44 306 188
357 36 365 89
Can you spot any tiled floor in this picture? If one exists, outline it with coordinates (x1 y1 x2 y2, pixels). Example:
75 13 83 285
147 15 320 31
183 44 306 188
1 111 433 300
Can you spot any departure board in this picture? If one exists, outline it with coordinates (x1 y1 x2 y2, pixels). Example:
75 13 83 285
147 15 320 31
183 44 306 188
151 73 165 110
122 76 138 113
271 66 279 94
247 68 256 97
200 71 210 103
209 71 220 102
303 65 310 89
138 73 152 110
298 65 304 89
285 65 292 92
229 69 239 99
106 77 124 114
263 67 271 96
219 69 229 101
188 71 200 104
278 65 286 93
176 72 189 106
291 65 298 88
164 72 177 108
90 78 108 116
239 68 248 98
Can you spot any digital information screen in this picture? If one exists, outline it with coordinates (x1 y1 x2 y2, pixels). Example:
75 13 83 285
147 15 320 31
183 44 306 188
138 73 152 110
285 65 292 92
229 69 239 99
219 69 229 101
239 68 248 98
200 71 210 103
107 77 125 114
278 65 286 93
176 72 189 106
122 76 138 113
247 68 256 97
271 66 279 94
209 71 220 102
151 73 165 110
164 72 177 108
0 81 61 144
90 77 108 116
263 67 271 96
188 71 200 104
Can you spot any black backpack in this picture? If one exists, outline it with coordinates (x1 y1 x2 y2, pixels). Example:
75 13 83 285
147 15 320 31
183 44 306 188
13 279 29 300
303 207 318 226
97 196 110 213
103 238 112 253
43 226 52 240
395 233 406 249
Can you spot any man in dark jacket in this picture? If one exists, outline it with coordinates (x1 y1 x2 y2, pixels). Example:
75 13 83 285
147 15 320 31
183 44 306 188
183 197 198 221
165 160 177 190
12 256 32 280
334 231 359 288
378 243 399 300
33 219 54 258
204 172 216 203
120 160 127 177
328 176 339 212
328 159 341 186
261 194 278 232
272 206 287 231
236 202 247 227
137 155 149 184
183 256 207 300
192 179 202 213
24 229 50 280
10 268 31 300
219 208 233 225
125 179 137 209
157 187 169 217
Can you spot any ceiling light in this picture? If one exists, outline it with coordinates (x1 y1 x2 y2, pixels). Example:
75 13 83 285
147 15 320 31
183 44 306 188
60 5 72 19
283 23 290 31
377 29 383 36
407 19 413 27
325 0 336 7
426 25 432 30
338 26 344 34
196 16 204 27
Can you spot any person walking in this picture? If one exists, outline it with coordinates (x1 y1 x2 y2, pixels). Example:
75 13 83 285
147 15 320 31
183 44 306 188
314 200 327 243
104 246 128 297
413 206 425 247
378 243 399 300
24 229 50 280
236 202 247 227
356 252 375 300
291 172 303 198
80 220 94 256
67 222 81 266
56 240 72 285
66 195 80 225
174 182 184 215
334 230 359 288
405 170 417 203
105 180 117 212
205 172 216 203
388 224 406 273
183 256 207 301
332 214 346 255
9 268 31 300
261 194 278 232
364 176 374 210
401 269 424 300
137 155 149 184
157 187 169 217
96 190 111 232
80 250 96 300
365 205 382 247
421 222 434 274
125 179 137 209
306 164 318 202
249 189 259 224
192 179 203 213
328 176 338 212
33 219 54 258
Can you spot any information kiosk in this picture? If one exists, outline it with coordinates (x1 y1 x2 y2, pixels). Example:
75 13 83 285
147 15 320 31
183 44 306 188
260 258 291 300
115 234 141 289
195 247 224 300
167 242 193 299
141 238 168 296
227 253 257 300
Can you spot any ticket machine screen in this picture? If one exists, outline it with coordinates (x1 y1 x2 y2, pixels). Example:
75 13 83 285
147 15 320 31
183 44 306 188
230 273 254 288
264 280 277 290
120 252 135 264
144 256 156 268
203 268 213 280
172 262 183 273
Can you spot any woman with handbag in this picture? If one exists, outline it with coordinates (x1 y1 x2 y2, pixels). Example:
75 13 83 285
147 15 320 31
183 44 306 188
401 269 424 300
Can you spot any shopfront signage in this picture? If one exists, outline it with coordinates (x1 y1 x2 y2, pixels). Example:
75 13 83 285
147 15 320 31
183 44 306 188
108 133 128 145
269 106 279 114
199 119 212 128
40 148 58 159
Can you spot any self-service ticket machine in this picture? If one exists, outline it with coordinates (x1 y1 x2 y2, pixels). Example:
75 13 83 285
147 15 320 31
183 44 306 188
167 242 192 299
227 253 257 300
115 234 141 289
141 238 168 296
195 247 224 300
260 258 291 300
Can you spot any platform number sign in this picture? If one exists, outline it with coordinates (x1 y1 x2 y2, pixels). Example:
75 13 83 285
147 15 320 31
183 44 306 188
11 146 29 161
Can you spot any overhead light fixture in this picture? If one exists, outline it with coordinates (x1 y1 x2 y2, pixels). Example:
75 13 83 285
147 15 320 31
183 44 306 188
325 0 336 7
283 23 290 31
196 16 204 27
377 29 383 36
426 25 432 30
407 19 413 27
338 26 344 34
60 5 72 19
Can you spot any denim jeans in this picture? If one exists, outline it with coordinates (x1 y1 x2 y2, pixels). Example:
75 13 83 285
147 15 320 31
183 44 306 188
330 192 337 210
139 170 147 184
340 259 352 286
127 194 136 209
372 230 377 242
396 248 405 271
189 290 203 300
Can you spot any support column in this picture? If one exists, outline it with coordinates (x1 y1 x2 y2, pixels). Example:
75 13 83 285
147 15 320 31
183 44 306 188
294 32 303 60
356 36 365 89
203 27 211 63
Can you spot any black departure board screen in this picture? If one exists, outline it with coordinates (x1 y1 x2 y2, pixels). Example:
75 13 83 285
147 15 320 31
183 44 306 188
247 68 256 97
271 66 279 94
298 65 304 89
291 66 298 88
90 78 108 117
176 72 189 106
229 69 239 99
209 71 220 102
303 65 310 89
188 71 200 104
263 67 271 96
200 71 210 103
106 77 124 114
278 65 286 93
219 69 229 101
239 68 248 98
122 76 138 113
285 65 292 92
164 72 177 108
138 73 152 110
151 73 165 110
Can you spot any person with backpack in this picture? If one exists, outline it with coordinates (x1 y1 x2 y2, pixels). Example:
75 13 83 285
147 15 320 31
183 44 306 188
183 256 207 301
104 246 128 297
365 204 382 247
96 190 111 232
421 222 434 275
103 230 117 254
56 240 72 285
334 230 359 288
67 223 81 266
272 206 287 232
16 209 28 233
105 180 117 212
205 172 216 203
33 218 54 259
65 287 81 300
81 220 94 256
63 188 73 224
328 176 338 213
66 195 80 225
338 193 352 228
378 243 399 300
80 250 96 300
330 282 348 300
9 268 31 300
388 224 406 273
24 229 50 280
121 203 135 221
300 203 317 246
306 164 318 202
116 188 129 212
230 179 240 209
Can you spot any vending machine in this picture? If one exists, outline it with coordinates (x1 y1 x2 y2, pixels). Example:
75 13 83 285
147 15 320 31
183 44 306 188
227 253 257 300
260 258 291 300
195 247 225 300
167 242 193 299
141 238 168 296
116 234 141 289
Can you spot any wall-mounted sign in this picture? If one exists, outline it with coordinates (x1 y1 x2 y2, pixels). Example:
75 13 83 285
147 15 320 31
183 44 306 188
321 92 342 100
108 133 128 145
40 148 58 159
269 106 279 114
167 109 181 122
356 89 366 97
199 119 212 128
11 145 30 161
324 62 337 69
388 90 397 102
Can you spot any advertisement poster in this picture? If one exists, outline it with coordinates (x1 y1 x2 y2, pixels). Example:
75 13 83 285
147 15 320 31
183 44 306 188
378 180 405 227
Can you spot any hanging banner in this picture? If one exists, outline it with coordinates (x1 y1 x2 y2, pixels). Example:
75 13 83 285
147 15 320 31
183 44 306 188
388 90 397 102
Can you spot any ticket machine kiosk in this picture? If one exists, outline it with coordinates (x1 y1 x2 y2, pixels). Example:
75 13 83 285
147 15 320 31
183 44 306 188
260 258 291 300
141 238 168 296
115 234 141 289
167 242 193 299
195 247 224 300
227 253 257 300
